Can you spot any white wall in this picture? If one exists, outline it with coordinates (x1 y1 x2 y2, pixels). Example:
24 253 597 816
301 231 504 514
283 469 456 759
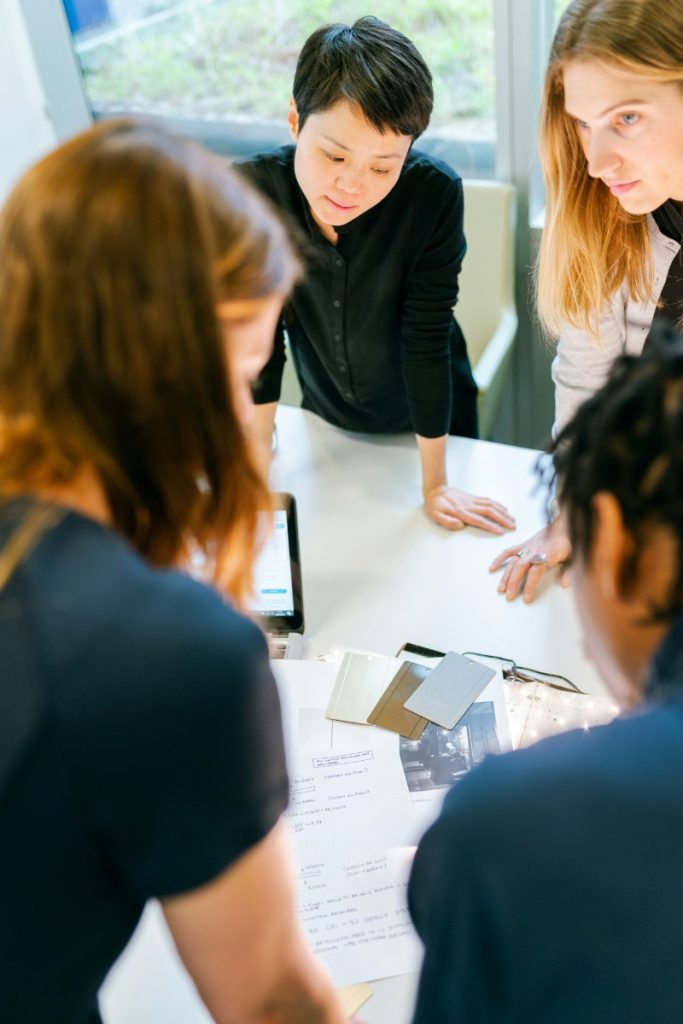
0 0 56 200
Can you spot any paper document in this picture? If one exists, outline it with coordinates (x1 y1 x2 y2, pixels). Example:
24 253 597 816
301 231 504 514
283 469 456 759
296 848 422 987
274 657 511 985
287 747 414 855
272 659 340 762
297 706 400 756
285 741 420 988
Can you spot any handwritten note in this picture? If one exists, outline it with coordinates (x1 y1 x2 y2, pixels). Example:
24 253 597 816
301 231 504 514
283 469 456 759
287 747 414 856
297 848 421 987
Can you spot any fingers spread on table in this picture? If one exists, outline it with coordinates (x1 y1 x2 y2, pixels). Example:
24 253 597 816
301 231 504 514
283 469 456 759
455 509 507 535
522 564 548 604
489 544 526 571
430 509 466 531
472 498 516 528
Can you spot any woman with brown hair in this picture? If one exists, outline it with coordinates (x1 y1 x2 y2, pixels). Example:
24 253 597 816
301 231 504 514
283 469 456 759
0 119 346 1024
491 0 683 602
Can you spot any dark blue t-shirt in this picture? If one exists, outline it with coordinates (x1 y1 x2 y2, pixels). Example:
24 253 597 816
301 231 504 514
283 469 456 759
0 500 288 1024
409 616 683 1024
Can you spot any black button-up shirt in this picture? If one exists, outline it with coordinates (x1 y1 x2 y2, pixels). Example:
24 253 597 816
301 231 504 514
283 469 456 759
645 200 683 351
239 146 477 438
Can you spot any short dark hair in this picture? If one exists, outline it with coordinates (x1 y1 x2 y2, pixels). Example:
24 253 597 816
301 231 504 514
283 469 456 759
292 16 433 139
545 323 683 622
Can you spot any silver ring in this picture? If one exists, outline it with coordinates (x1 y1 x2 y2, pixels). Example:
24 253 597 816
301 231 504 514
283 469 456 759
515 548 528 559
530 552 548 566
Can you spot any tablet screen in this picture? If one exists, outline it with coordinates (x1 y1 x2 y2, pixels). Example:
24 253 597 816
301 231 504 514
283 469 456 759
252 509 294 617
250 494 304 633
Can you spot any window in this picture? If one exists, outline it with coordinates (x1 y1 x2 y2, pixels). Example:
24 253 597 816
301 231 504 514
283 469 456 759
60 0 497 174
19 0 566 447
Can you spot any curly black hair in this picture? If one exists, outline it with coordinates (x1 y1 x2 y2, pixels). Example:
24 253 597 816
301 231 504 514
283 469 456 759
545 322 683 622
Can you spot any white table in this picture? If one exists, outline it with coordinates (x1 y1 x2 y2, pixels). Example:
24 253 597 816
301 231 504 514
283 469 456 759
271 407 601 693
100 407 603 1024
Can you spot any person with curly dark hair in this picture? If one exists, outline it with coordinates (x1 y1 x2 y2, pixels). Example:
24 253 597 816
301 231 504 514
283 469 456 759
410 331 683 1023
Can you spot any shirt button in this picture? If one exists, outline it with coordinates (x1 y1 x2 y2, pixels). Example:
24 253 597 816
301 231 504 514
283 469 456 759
334 334 341 342
333 299 341 308
336 259 343 268
338 364 347 374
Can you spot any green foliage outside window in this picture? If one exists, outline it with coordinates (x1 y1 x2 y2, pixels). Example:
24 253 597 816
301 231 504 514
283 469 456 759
74 0 495 136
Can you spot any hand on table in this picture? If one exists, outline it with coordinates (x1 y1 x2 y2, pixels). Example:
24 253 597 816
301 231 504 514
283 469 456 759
489 519 572 603
423 485 516 534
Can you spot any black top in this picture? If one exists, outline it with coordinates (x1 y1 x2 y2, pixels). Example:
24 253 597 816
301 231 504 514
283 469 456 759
645 201 683 348
408 611 683 1024
239 146 478 438
0 500 288 1024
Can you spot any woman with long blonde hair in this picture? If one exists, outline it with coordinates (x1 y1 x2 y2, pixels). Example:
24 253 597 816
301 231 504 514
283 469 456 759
0 119 347 1024
491 0 683 602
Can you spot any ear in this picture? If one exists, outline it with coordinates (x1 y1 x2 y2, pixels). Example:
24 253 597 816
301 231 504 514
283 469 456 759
590 491 632 604
287 98 299 142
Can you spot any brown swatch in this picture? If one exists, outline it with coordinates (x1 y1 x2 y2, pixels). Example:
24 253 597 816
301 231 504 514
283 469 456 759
367 661 430 739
